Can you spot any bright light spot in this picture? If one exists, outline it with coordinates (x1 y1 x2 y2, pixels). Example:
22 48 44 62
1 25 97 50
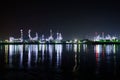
74 38 78 43
74 44 77 53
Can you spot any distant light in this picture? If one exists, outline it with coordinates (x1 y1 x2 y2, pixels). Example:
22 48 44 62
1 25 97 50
5 40 9 42
74 38 78 43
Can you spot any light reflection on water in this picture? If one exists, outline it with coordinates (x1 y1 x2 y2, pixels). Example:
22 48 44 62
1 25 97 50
2 44 120 79
55 44 62 68
4 44 118 68
6 44 63 69
8 45 24 68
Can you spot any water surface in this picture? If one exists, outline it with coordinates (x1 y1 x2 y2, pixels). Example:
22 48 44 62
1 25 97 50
0 44 120 80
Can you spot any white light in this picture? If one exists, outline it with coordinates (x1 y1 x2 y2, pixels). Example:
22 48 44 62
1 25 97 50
74 39 78 43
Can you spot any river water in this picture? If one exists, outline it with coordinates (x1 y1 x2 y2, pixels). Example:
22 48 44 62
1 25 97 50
0 44 120 80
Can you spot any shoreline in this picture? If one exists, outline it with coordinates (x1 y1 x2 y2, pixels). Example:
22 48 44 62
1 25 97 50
1 41 120 45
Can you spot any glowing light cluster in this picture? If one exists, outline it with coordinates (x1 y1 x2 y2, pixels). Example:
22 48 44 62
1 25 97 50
94 33 117 41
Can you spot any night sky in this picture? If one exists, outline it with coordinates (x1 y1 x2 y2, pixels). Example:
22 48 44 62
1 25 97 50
0 0 120 40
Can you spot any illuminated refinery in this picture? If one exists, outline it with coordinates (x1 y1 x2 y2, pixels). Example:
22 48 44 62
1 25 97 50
8 29 63 43
1 30 120 44
94 32 117 41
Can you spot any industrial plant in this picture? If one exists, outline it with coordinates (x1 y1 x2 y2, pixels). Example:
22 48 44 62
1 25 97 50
0 30 120 44
9 29 63 43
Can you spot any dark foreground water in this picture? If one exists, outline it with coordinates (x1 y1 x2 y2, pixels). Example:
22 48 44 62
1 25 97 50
0 44 120 80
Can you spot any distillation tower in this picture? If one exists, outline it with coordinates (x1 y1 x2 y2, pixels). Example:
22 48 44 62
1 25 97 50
28 29 38 41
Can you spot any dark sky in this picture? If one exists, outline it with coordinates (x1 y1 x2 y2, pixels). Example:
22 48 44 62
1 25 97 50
0 0 120 40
